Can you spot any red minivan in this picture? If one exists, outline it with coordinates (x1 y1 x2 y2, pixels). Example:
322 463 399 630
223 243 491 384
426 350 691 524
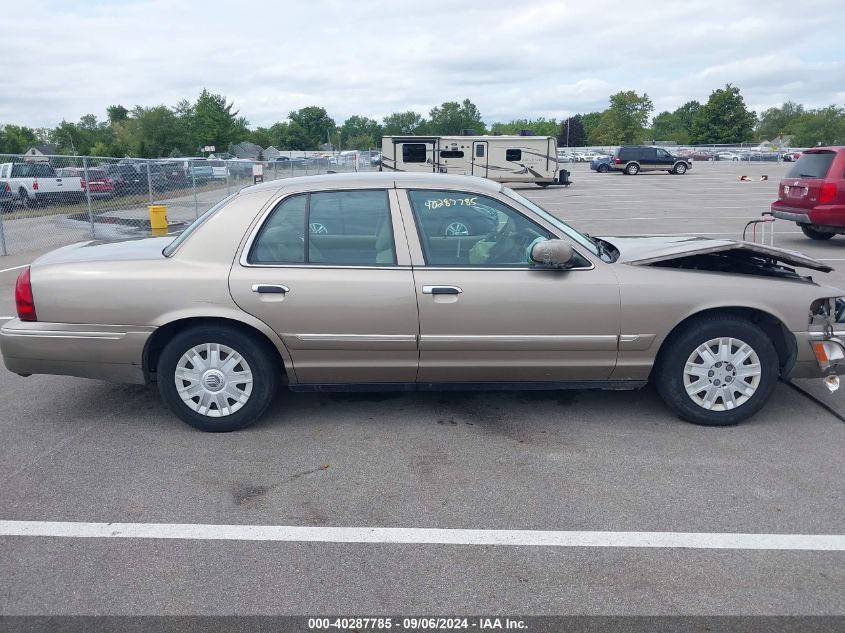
771 147 845 239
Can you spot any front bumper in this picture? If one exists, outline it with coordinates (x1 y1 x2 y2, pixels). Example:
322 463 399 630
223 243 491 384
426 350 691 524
789 331 845 378
0 319 154 384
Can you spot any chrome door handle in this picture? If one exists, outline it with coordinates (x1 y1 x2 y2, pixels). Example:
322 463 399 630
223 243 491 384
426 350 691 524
422 285 462 295
251 284 290 294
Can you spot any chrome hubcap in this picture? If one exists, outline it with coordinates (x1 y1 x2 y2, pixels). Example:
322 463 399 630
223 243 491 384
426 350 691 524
175 343 253 417
445 222 469 236
684 337 761 411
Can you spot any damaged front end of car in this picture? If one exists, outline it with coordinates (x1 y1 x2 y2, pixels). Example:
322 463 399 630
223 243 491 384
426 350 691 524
809 297 845 389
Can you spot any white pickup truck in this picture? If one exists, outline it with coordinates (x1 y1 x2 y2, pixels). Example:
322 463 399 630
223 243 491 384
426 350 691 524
0 162 85 208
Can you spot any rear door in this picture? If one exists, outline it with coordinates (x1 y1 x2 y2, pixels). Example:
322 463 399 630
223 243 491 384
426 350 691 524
229 187 419 384
781 150 838 210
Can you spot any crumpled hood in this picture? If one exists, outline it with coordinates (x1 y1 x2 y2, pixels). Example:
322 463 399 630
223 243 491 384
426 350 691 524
33 236 173 267
600 235 833 273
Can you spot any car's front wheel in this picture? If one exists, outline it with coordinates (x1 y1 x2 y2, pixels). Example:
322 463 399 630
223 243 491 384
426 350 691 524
800 224 836 240
654 315 778 426
673 162 688 175
157 325 279 432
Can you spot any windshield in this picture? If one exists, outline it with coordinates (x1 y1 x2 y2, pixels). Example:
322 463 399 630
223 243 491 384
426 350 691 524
162 192 237 257
501 187 601 257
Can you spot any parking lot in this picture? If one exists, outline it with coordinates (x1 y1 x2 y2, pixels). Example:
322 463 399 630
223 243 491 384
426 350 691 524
0 161 843 616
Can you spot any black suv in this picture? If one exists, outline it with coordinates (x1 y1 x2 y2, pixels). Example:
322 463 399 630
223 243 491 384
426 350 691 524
611 146 692 175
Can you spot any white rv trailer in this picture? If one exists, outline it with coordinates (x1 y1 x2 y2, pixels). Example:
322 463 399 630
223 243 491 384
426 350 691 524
380 135 569 186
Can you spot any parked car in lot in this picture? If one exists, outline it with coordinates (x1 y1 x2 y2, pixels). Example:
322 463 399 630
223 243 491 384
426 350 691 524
716 152 741 161
227 159 256 178
3 172 844 432
689 150 716 162
1 180 13 211
611 146 692 175
55 167 115 199
783 151 802 162
207 159 229 179
557 151 577 163
0 162 85 207
590 156 614 173
771 147 845 240
102 164 146 196
181 158 214 183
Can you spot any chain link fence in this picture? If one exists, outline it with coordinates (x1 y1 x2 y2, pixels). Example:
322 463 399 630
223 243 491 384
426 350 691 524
0 150 380 256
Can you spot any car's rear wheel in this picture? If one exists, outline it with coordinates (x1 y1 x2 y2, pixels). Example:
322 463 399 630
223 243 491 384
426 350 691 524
654 315 778 426
625 163 640 175
673 162 687 175
597 164 609 173
157 325 279 432
800 224 836 240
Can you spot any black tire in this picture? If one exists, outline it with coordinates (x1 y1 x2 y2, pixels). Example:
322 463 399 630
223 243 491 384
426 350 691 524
625 163 640 175
537 182 550 188
653 315 779 426
597 164 609 173
673 162 687 175
800 224 836 240
157 325 279 432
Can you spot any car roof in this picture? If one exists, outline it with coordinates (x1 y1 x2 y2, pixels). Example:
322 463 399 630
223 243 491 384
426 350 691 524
243 171 504 195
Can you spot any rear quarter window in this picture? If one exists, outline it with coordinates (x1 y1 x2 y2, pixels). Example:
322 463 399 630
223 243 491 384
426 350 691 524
787 152 836 179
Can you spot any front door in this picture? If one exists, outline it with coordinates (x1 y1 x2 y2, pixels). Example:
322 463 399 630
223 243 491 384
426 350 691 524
399 188 621 383
229 189 419 384
655 148 674 170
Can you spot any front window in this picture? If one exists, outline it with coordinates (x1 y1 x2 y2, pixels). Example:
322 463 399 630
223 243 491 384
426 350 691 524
407 189 551 267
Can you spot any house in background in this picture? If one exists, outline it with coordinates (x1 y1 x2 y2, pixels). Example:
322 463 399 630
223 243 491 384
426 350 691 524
263 146 281 161
23 144 58 161
231 142 262 160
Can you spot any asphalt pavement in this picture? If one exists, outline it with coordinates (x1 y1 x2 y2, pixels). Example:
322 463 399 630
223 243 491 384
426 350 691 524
0 161 842 617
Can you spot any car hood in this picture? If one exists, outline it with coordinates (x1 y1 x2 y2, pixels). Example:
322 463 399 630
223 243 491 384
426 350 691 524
601 235 833 273
33 236 173 267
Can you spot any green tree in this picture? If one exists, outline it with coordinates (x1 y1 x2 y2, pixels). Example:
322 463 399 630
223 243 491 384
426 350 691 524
580 112 602 141
689 84 756 144
106 105 129 124
287 106 336 149
188 89 247 154
128 105 191 157
247 127 274 149
340 115 383 149
382 111 425 135
427 99 486 135
589 91 653 145
557 115 585 147
791 106 845 146
0 124 38 154
756 101 805 141
650 111 689 143
490 118 559 137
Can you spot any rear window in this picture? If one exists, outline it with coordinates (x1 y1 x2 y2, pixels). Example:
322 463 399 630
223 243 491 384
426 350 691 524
439 150 464 159
787 151 836 179
505 149 522 161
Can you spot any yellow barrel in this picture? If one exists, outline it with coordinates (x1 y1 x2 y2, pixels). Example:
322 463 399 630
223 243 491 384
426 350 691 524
148 204 168 235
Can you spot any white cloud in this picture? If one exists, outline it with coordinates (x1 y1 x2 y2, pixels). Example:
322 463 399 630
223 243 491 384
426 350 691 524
0 0 842 128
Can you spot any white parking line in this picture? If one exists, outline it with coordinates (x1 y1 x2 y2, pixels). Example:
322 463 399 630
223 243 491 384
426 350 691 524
0 264 28 274
0 521 842 551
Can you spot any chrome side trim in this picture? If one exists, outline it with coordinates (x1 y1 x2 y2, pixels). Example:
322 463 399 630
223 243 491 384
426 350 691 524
420 334 618 351
283 333 418 351
294 334 417 343
0 329 125 340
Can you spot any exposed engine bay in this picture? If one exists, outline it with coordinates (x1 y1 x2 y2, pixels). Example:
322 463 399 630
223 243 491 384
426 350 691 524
650 250 813 281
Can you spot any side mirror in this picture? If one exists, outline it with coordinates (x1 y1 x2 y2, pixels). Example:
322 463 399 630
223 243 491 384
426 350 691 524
530 239 574 268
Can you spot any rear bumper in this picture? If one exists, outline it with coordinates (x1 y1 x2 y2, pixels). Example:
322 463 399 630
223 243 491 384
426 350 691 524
772 201 845 227
0 319 154 384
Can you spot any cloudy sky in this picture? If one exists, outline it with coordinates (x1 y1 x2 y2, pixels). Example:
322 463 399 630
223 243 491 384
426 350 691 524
2 0 844 129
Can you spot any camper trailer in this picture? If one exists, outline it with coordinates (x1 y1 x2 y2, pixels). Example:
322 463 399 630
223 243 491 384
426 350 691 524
380 135 568 186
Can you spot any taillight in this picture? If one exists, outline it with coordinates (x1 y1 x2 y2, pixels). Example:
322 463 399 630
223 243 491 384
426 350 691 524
32 179 38 191
80 178 86 191
3 182 9 193
15 267 36 322
614 157 622 164
820 182 837 204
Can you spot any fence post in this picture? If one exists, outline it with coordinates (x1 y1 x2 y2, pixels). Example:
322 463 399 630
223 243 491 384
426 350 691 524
146 159 153 206
192 167 199 218
82 156 96 239
0 209 7 256
226 167 231 196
